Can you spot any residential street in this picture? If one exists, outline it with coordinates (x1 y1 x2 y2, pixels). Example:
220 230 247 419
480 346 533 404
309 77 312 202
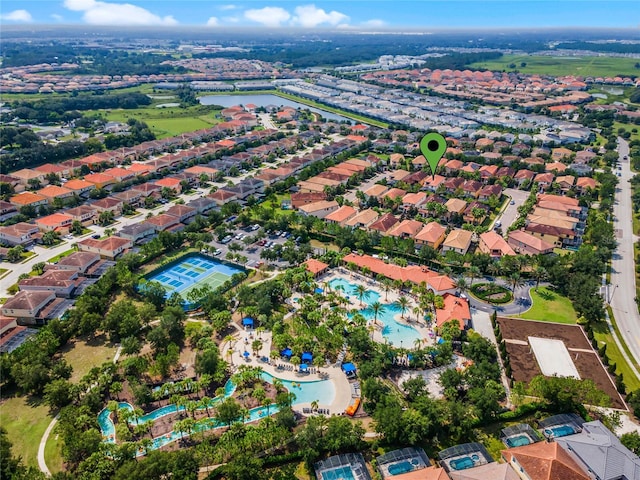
609 137 640 367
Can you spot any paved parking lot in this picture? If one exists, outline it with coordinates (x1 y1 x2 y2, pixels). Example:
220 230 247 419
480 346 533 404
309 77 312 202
494 188 530 231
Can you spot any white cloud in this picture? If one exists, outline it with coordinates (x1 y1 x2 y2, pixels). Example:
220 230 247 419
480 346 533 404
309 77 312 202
244 6 290 27
224 16 240 23
292 4 348 28
0 9 33 22
206 16 219 26
219 4 238 11
63 0 178 26
362 19 386 27
51 14 64 21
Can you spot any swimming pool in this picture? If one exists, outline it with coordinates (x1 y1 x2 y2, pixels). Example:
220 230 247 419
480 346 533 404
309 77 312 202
98 371 334 452
330 277 422 346
505 434 532 447
320 465 356 480
449 454 479 471
544 425 575 438
144 254 244 305
388 460 415 475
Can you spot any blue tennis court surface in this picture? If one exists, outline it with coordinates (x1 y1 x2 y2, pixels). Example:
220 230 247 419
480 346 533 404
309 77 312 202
146 254 244 300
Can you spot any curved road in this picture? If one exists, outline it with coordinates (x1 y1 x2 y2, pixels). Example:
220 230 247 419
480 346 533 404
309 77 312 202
610 137 640 367
467 278 535 316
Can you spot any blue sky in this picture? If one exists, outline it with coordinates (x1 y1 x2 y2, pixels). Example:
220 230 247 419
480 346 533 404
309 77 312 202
1 1 638 28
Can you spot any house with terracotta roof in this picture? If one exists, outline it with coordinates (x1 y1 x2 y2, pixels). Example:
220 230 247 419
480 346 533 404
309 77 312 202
291 192 327 209
303 258 329 278
436 293 471 330
507 229 554 255
184 165 218 180
478 184 502 201
364 184 389 200
534 172 555 189
344 209 379 229
131 182 162 199
146 214 181 232
575 177 597 194
127 163 153 176
51 252 101 275
154 177 183 194
444 198 467 221
342 253 455 294
389 170 411 184
91 197 123 216
0 222 40 246
103 167 135 182
165 204 197 224
514 169 536 187
368 213 399 234
19 269 81 298
118 222 157 243
388 153 405 168
83 172 116 189
442 229 473 255
11 168 48 187
35 163 69 177
448 463 518 480
444 159 464 174
325 205 357 225
392 466 451 480
401 192 428 212
525 222 578 249
63 179 96 196
556 420 640 480
35 213 73 233
37 185 74 202
415 222 447 249
0 201 18 223
422 174 447 192
545 161 568 173
78 236 132 260
387 219 424 239
9 192 49 208
298 200 339 219
552 147 573 161
478 231 516 258
209 189 238 206
463 202 490 225
555 175 576 192
501 441 590 480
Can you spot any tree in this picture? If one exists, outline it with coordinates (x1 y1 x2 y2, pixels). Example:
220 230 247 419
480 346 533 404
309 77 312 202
370 301 385 324
395 296 410 319
533 265 547 291
509 272 524 293
215 397 243 426
528 375 610 411
621 431 640 455
71 220 84 235
42 230 60 246
98 210 115 226
355 284 369 306
43 379 74 409
141 281 167 311
6 246 23 263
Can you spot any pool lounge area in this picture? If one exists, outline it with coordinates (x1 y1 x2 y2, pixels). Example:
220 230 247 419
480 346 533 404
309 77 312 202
327 276 425 347
376 447 430 478
438 442 493 473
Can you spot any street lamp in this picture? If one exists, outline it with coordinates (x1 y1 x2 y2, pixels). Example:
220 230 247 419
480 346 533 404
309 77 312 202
608 284 618 304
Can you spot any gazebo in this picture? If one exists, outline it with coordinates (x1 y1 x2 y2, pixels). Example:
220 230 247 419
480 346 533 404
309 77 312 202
301 352 313 364
341 362 357 377
242 317 254 329
281 348 293 359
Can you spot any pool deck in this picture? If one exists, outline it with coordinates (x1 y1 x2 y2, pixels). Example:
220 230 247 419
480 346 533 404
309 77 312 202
225 329 353 416
321 271 437 348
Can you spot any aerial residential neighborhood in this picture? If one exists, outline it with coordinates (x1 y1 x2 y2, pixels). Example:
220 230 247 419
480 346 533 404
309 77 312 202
1 10 640 480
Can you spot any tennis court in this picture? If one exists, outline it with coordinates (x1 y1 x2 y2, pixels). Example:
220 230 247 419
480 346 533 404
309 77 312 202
145 254 244 300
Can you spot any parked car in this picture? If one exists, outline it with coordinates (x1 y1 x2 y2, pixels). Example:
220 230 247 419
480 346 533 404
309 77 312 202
92 234 101 239
213 249 222 256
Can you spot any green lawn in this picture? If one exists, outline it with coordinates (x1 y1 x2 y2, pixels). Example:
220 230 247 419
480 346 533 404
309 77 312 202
85 104 223 139
0 395 55 470
47 248 76 264
60 335 118 383
593 324 640 393
470 55 640 78
44 430 64 474
517 287 577 324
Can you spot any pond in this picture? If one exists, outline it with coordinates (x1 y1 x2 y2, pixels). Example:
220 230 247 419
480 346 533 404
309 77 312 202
199 94 353 123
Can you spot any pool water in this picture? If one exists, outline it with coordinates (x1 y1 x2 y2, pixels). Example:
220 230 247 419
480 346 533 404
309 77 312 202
329 277 422 346
98 372 334 452
449 456 476 471
545 425 575 438
506 434 531 447
388 460 414 475
320 466 356 480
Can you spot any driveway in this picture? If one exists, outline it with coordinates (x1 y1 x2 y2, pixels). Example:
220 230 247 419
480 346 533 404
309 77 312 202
609 137 640 367
494 188 530 231
466 277 534 316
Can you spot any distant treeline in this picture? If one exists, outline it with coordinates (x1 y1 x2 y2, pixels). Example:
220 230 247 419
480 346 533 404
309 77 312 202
10 92 152 124
556 42 640 55
2 45 186 76
1 119 154 172
202 46 502 69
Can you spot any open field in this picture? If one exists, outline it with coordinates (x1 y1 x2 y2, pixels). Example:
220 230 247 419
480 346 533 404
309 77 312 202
517 287 577 324
60 335 118 383
44 432 64 474
470 55 640 78
0 395 55 469
85 104 222 139
593 322 640 393
497 317 625 409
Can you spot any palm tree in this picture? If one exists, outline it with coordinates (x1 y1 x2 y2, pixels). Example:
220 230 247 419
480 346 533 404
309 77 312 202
370 301 385 324
382 278 394 301
310 399 319 413
396 296 410 319
468 266 481 286
413 338 423 350
200 396 212 417
355 284 369 306
456 276 468 294
412 305 423 322
532 266 547 291
510 272 524 293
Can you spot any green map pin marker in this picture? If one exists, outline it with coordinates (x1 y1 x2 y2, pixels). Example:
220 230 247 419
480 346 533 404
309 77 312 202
420 132 447 178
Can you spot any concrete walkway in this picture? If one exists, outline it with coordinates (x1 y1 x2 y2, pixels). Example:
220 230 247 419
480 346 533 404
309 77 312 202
37 414 59 476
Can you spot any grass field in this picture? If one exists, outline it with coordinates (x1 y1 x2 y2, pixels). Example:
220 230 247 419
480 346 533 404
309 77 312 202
0 395 55 469
44 431 64 474
518 287 577 324
86 104 222 139
593 323 640 393
60 335 118 383
469 55 640 78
